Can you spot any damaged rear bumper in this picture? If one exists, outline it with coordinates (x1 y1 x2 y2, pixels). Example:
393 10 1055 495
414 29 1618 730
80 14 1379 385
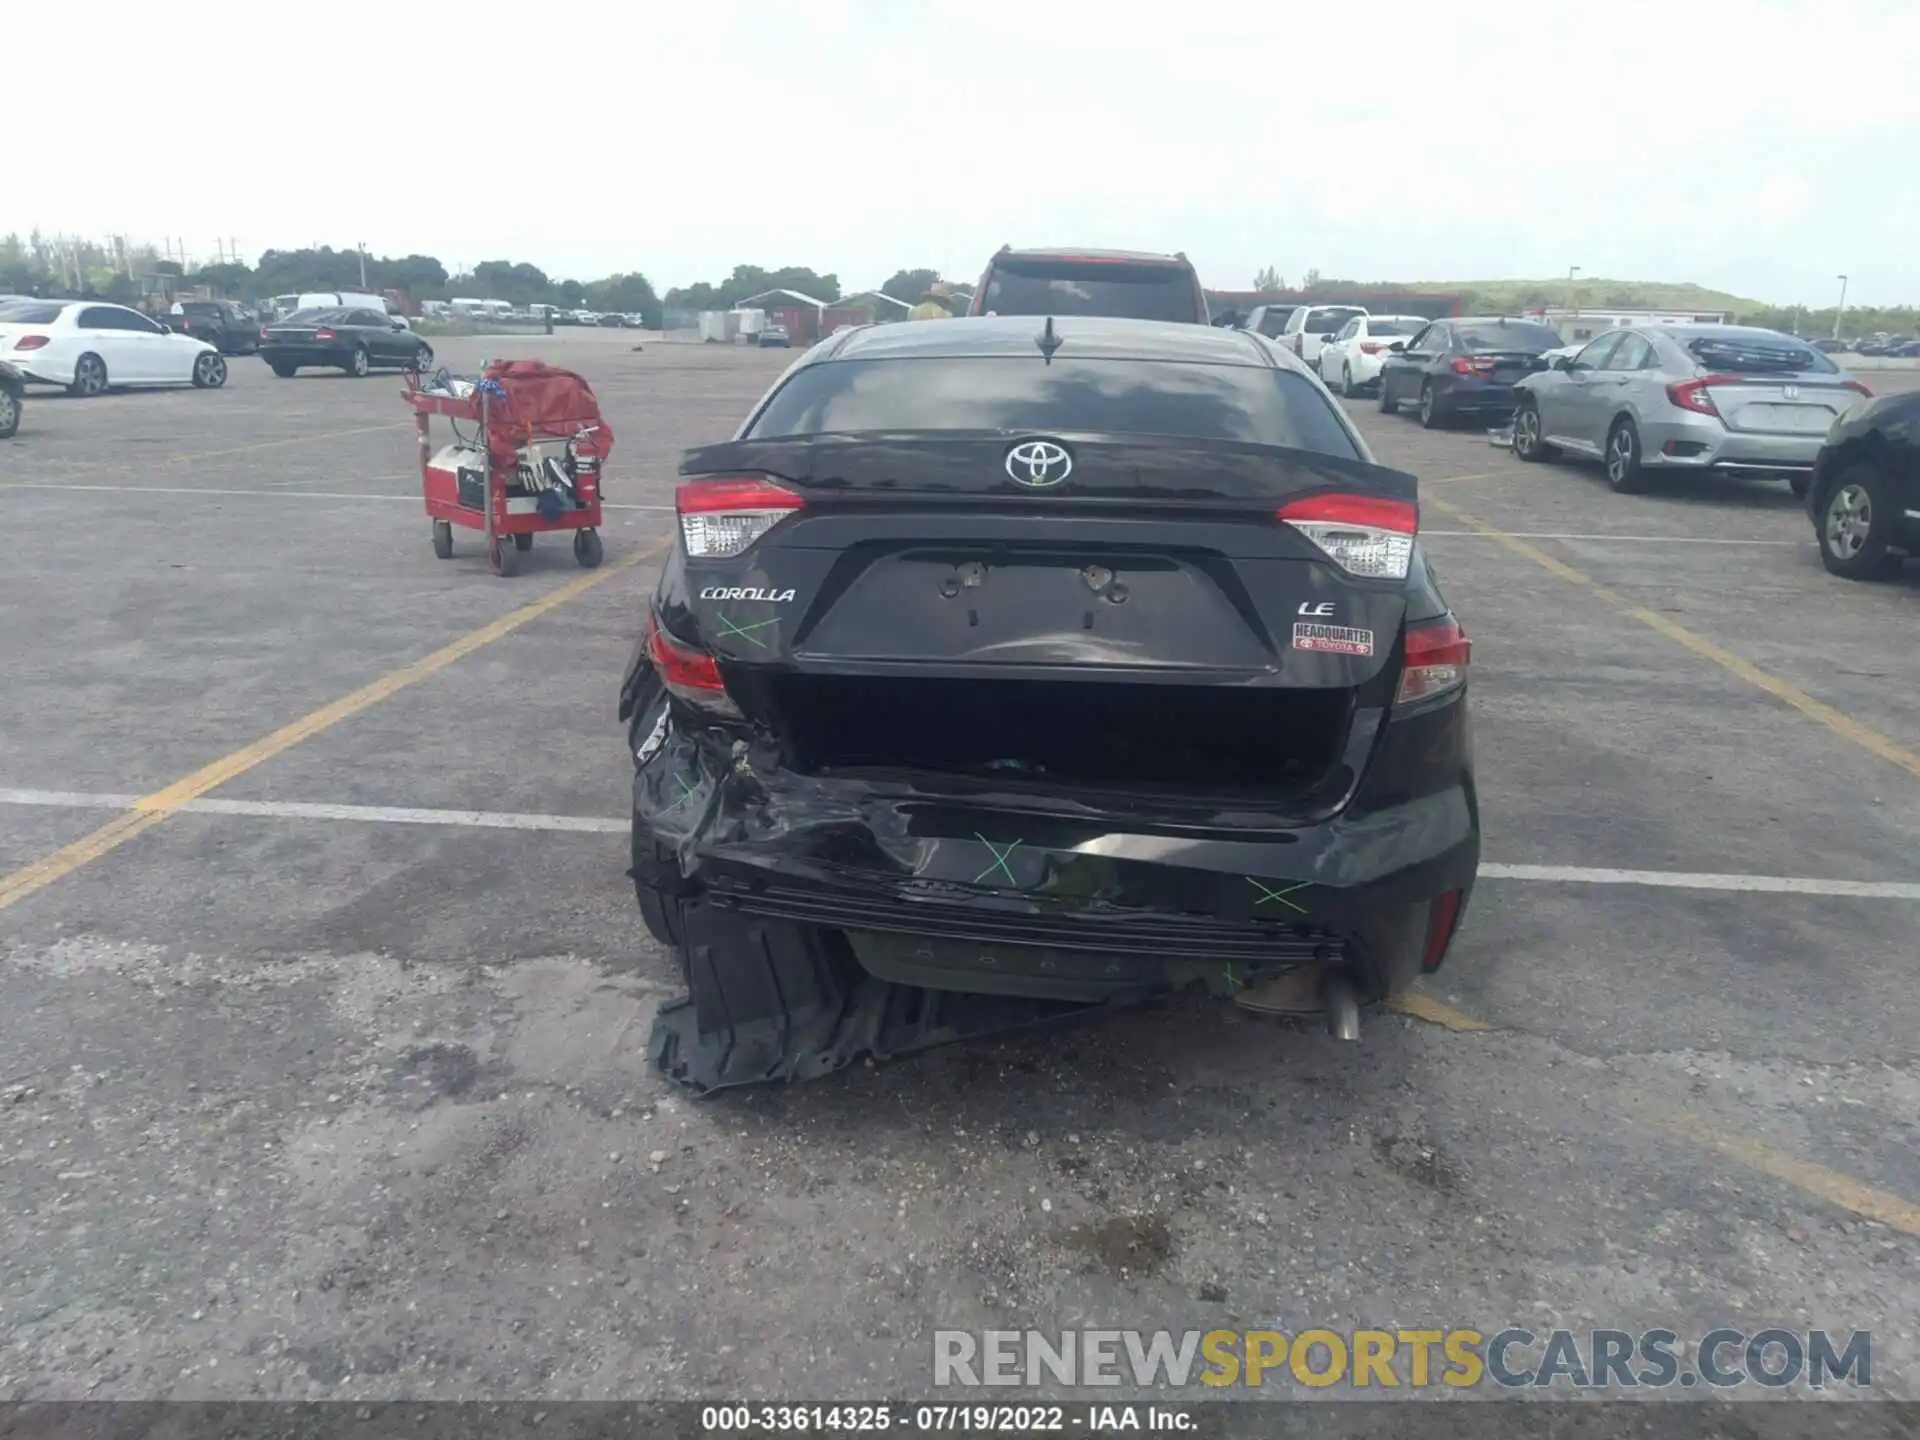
633 699 1479 1092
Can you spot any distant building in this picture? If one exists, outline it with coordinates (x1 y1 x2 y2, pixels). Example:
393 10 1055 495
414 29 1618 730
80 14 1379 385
1522 306 1732 343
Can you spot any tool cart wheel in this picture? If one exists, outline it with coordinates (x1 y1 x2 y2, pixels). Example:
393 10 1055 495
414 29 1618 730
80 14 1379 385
431 521 453 560
488 535 519 577
573 528 604 569
513 532 534 552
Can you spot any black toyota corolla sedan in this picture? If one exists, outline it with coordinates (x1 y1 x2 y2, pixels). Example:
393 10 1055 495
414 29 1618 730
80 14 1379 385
257 307 434 378
619 316 1481 1090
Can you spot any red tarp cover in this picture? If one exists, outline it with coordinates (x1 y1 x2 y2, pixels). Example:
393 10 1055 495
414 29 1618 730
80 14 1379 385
480 360 615 473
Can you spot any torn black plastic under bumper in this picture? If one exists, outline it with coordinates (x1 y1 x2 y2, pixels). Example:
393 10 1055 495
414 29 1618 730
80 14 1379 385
637 703 1479 1093
648 908 1110 1093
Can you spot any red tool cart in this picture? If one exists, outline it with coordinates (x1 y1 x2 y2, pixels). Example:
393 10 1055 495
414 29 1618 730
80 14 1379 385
405 359 615 577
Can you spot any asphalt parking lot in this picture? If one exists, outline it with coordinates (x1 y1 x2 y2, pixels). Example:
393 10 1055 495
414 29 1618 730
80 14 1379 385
2 330 1918 1403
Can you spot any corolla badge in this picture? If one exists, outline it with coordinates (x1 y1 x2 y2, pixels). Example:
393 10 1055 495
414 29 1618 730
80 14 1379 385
1004 439 1073 487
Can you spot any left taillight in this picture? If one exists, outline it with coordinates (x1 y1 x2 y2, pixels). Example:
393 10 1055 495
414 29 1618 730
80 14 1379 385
675 474 804 559
12 335 49 351
1396 614 1471 707
314 328 337 341
645 613 739 717
1665 376 1720 416
1277 493 1417 581
259 326 270 341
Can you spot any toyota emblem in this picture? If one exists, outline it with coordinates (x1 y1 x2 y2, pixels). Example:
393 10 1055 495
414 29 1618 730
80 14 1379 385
1004 439 1073 487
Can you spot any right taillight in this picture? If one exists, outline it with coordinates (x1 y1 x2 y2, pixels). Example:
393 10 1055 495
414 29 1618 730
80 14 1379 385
645 614 739 716
1396 615 1470 707
675 474 805 559
1277 493 1417 581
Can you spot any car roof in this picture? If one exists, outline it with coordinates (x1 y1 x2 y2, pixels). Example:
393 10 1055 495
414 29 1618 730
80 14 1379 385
822 314 1286 368
1450 315 1559 327
993 246 1191 266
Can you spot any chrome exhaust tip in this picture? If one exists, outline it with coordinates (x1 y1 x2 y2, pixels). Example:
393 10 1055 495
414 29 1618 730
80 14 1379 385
1320 970 1361 1042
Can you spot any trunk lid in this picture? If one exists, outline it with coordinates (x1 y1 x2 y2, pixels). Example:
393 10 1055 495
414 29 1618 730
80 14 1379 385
1686 334 1864 435
671 434 1417 801
1700 373 1861 435
265 324 321 342
1467 349 1548 384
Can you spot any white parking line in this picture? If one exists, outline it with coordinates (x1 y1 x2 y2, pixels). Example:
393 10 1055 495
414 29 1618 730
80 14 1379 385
0 788 627 833
0 482 674 511
2 788 1915 896
1479 863 1920 900
1423 531 1802 546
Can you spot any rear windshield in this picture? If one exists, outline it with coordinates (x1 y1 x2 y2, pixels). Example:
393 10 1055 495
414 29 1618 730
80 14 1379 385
0 302 65 324
746 357 1360 457
1365 318 1424 336
983 259 1202 323
281 308 344 324
1253 308 1297 337
1456 321 1563 351
178 301 221 315
1685 333 1835 375
1304 308 1365 332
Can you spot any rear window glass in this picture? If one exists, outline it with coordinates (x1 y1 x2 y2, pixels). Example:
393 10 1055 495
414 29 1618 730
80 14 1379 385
983 260 1201 323
1456 321 1563 351
1304 308 1366 332
0 302 65 324
178 301 221 315
1685 334 1835 375
1365 318 1424 336
1254 308 1296 337
281 309 343 323
746 357 1360 457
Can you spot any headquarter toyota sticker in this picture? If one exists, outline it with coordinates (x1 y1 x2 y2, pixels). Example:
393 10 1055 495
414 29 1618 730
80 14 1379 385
1292 622 1375 657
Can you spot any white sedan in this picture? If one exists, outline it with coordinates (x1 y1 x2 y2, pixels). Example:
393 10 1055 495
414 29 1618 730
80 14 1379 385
0 299 228 395
1317 314 1430 397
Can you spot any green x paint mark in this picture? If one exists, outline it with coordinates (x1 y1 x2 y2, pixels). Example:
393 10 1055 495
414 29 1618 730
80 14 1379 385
974 835 1023 886
660 773 702 816
1248 877 1311 914
715 614 780 648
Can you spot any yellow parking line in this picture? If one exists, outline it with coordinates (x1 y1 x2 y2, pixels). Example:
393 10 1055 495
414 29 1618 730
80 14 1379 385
1389 990 1494 1031
1665 1117 1920 1239
0 541 666 914
1425 494 1920 782
1395 990 1920 1234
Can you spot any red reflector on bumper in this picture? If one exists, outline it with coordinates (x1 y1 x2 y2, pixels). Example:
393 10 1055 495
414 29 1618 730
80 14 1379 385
1422 889 1463 971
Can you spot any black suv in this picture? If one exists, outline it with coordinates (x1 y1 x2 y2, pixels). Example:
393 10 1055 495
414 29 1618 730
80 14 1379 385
967 246 1210 324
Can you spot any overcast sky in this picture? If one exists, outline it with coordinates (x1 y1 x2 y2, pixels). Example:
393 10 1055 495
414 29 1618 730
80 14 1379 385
15 0 1918 306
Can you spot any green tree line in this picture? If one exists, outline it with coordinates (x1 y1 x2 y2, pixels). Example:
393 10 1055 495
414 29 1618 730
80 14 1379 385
1 235 667 328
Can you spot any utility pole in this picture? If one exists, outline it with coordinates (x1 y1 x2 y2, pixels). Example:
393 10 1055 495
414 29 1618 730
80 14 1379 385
358 242 368 289
1832 274 1848 341
1566 265 1581 324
